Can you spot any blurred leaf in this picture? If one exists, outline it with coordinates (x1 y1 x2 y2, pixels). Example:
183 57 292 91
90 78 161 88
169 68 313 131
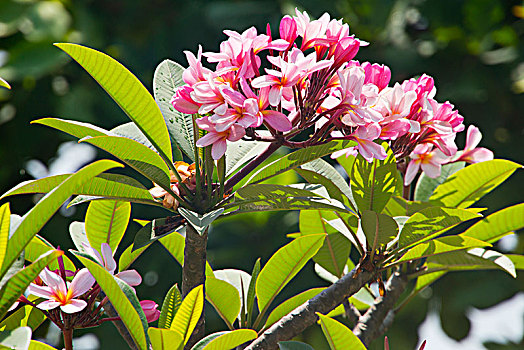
0 203 10 270
429 160 522 208
55 43 173 163
171 284 204 345
0 305 45 332
360 210 399 250
153 59 194 161
75 254 148 349
28 340 57 350
86 200 130 254
461 203 524 243
256 234 325 319
148 327 183 350
158 284 182 329
278 341 315 350
265 287 324 328
198 329 257 350
213 269 251 316
413 270 447 295
205 277 241 328
414 162 465 202
1 160 122 276
0 78 10 89
178 208 224 236
0 326 31 350
398 207 481 250
80 135 171 189
317 313 366 350
24 235 75 272
350 146 398 214
247 140 355 185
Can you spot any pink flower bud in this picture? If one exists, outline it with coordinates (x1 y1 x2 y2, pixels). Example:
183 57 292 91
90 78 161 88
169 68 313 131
280 16 297 43
140 300 160 323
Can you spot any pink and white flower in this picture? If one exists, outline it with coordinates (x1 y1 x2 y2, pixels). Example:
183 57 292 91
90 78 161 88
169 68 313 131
26 268 95 313
453 125 494 164
404 144 450 185
196 116 245 160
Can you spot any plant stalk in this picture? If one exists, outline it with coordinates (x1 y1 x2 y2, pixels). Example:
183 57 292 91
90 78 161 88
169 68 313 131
63 328 73 350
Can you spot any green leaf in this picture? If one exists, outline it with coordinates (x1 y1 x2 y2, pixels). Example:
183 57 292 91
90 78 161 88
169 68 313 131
350 145 399 213
132 218 181 251
28 340 58 350
190 332 228 350
0 250 62 319
0 77 10 89
75 254 148 350
394 236 490 264
0 327 31 350
153 59 194 160
233 184 324 206
246 259 260 326
461 203 524 243
1 160 122 276
119 243 151 273
158 284 182 329
55 43 173 163
85 200 131 253
313 232 351 279
317 313 366 350
398 207 481 250
360 211 399 251
24 235 76 272
413 270 446 295
31 117 108 139
225 140 269 177
0 173 156 206
199 329 257 350
80 135 171 189
178 208 224 236
256 234 326 319
0 203 10 269
205 277 241 328
335 153 356 177
427 248 516 277
429 159 522 208
382 196 432 217
148 327 184 350
507 254 524 270
247 140 355 185
278 341 315 350
414 162 465 202
171 284 204 345
265 288 324 328
213 269 251 318
300 158 357 211
0 305 45 332
299 210 338 235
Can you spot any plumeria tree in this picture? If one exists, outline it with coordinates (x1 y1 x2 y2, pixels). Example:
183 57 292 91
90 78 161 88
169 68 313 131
0 9 523 350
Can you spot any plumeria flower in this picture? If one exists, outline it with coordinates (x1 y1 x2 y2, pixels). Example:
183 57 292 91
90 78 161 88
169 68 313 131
27 268 95 313
83 243 142 287
404 144 449 185
453 125 494 163
140 300 161 322
195 116 245 160
348 123 388 162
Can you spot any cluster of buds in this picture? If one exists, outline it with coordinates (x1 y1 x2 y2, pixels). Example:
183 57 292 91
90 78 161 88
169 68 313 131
150 161 197 209
14 243 159 332
171 9 493 185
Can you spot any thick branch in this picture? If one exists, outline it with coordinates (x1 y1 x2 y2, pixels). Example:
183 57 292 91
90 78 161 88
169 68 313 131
182 224 208 349
353 272 408 346
245 265 374 350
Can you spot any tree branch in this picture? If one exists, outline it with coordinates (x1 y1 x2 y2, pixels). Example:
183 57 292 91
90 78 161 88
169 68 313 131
182 224 208 349
245 265 374 350
353 272 408 347
102 297 138 350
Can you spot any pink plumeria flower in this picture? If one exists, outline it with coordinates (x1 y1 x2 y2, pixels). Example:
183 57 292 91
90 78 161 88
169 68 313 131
182 45 212 86
27 268 95 314
349 123 388 162
362 62 391 91
196 116 245 160
83 243 142 287
404 144 450 185
171 85 200 114
453 125 494 163
140 300 161 323
294 9 331 50
190 77 230 115
279 15 298 45
210 87 259 131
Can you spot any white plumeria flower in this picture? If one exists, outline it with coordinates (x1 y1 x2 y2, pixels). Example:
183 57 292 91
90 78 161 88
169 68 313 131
83 243 142 287
27 268 95 314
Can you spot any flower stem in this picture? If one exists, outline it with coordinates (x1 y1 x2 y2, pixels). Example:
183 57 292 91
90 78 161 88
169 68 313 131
63 328 73 350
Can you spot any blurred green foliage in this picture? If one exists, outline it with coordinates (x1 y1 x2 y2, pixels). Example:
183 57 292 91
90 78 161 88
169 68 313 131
0 0 522 348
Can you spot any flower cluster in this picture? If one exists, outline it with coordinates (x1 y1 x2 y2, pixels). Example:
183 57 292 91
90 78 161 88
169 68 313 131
171 9 493 184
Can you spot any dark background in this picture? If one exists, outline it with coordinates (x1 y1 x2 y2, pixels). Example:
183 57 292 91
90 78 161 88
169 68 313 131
0 0 522 349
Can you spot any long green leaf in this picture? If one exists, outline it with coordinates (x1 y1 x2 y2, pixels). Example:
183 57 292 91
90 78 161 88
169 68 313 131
265 288 324 328
1 160 122 275
118 242 151 272
0 203 10 269
213 269 251 318
0 305 45 332
206 277 241 328
350 145 398 213
246 259 260 326
80 135 171 188
394 236 490 264
247 140 355 185
398 207 481 250
148 327 184 350
225 139 268 177
0 250 62 319
158 284 182 329
429 159 522 208
461 203 524 243
0 173 156 205
414 162 465 202
200 329 257 350
256 234 325 319
25 235 76 272
153 59 194 160
55 43 172 162
317 313 366 350
28 340 58 349
86 200 131 253
31 117 108 139
360 210 398 250
278 341 315 350
313 233 351 279
233 184 324 206
75 254 148 349
413 270 446 295
171 284 204 345
0 77 10 89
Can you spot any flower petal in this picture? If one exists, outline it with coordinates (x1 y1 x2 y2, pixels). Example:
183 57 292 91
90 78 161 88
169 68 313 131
69 269 95 298
116 270 142 286
26 284 54 299
36 300 61 311
211 140 227 160
101 243 117 274
60 299 87 314
40 268 67 296
404 160 420 186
